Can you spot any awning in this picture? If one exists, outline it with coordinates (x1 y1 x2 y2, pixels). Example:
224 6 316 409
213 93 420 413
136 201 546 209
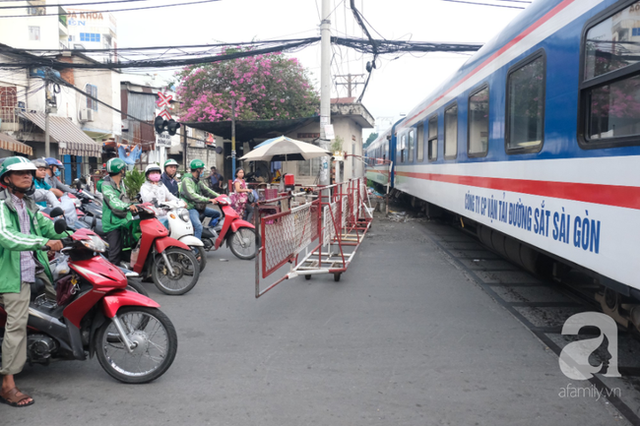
0 132 33 156
19 111 102 157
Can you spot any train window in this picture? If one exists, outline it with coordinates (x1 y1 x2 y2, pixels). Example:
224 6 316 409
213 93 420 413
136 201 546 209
408 130 415 162
580 1 640 147
427 115 438 161
468 85 489 157
398 134 406 163
444 103 458 159
417 123 425 162
384 140 388 161
506 52 545 153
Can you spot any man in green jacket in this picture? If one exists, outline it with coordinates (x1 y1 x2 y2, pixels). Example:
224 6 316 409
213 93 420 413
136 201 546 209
100 158 138 265
0 156 65 408
180 159 220 240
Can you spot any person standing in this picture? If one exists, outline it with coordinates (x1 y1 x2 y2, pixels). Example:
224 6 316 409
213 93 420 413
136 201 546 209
209 166 224 193
100 158 137 265
161 159 180 197
230 168 254 221
0 157 64 408
179 159 220 240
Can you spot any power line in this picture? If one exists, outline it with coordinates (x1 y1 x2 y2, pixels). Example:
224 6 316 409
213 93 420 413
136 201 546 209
0 0 220 18
0 37 483 70
50 73 210 146
0 0 149 10
439 0 526 9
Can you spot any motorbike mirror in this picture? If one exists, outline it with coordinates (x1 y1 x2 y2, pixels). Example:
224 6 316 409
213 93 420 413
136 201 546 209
49 206 65 218
54 218 68 234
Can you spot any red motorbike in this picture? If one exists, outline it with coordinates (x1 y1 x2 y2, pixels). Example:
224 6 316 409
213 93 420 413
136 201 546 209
0 213 178 384
126 203 201 295
200 194 259 260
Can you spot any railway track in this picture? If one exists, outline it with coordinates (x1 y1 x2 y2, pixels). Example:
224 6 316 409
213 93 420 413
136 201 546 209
392 211 640 425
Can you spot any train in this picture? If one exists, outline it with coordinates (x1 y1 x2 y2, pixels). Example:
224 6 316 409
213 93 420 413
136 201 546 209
365 0 640 323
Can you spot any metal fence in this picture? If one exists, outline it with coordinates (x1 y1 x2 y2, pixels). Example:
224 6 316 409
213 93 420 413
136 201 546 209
255 177 373 298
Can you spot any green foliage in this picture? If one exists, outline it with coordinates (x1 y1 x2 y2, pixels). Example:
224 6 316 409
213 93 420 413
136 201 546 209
176 49 319 122
364 132 378 148
331 135 344 153
123 168 146 200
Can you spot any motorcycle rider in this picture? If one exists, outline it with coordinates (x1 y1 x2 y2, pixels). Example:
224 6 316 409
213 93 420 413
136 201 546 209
32 158 61 209
100 158 138 265
43 157 74 197
0 157 64 408
161 159 180 197
140 163 183 228
179 159 220 240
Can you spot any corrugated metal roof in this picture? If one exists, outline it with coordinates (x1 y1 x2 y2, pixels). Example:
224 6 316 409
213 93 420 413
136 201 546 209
19 111 101 157
0 132 33 156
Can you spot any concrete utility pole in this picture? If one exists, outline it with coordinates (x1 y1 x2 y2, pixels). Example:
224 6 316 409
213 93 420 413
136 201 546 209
319 0 331 186
44 79 51 158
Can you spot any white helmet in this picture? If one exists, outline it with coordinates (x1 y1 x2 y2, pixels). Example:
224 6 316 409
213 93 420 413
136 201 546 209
145 163 162 177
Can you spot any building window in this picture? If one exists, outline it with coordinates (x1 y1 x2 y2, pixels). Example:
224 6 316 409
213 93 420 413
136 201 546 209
427 115 438 161
580 0 640 147
28 26 40 41
80 33 101 42
0 86 17 123
468 85 490 157
506 52 545 152
444 103 458 159
299 157 321 177
85 84 98 111
417 123 425 162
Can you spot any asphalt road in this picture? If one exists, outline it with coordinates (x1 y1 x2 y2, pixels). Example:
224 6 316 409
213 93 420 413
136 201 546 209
2 215 630 425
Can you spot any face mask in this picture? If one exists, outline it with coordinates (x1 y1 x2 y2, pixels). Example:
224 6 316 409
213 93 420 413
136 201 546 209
54 170 61 177
148 173 161 182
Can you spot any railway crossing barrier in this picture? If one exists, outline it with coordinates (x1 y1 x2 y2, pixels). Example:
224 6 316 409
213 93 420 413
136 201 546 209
254 177 373 298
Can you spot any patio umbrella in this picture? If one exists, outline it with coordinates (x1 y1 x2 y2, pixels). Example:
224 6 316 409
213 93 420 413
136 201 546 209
239 135 331 162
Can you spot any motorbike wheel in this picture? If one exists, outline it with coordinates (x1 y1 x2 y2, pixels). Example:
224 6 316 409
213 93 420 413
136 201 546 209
95 306 177 384
151 248 200 295
125 279 149 297
189 245 207 273
229 227 259 260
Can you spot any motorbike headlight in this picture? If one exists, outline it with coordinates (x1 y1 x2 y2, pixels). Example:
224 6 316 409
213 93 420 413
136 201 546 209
178 208 190 223
81 234 107 253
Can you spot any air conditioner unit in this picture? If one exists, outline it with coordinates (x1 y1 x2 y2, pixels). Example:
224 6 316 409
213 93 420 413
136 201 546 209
79 108 94 123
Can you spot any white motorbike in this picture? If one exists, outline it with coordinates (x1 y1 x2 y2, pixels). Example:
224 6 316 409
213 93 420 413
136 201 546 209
155 200 207 272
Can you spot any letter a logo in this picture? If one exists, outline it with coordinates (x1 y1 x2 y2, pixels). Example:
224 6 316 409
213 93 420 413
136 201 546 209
558 312 621 380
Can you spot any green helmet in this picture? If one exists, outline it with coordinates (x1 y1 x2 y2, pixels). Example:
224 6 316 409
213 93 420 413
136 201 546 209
164 159 179 169
106 158 126 175
0 156 36 184
190 159 205 171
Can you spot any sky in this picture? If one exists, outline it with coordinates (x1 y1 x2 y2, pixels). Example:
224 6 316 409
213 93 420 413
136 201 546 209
110 0 525 135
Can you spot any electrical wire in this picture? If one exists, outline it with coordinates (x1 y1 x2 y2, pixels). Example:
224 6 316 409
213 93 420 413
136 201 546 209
0 0 220 18
439 0 526 9
0 0 150 10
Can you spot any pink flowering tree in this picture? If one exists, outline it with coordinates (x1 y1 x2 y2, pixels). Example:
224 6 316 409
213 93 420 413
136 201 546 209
176 50 319 122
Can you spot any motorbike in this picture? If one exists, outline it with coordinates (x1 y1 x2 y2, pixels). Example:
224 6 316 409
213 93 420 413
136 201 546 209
0 211 177 384
154 200 207 273
200 194 259 260
125 203 201 295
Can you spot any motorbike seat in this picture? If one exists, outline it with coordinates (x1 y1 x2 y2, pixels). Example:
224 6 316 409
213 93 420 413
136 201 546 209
29 277 47 302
